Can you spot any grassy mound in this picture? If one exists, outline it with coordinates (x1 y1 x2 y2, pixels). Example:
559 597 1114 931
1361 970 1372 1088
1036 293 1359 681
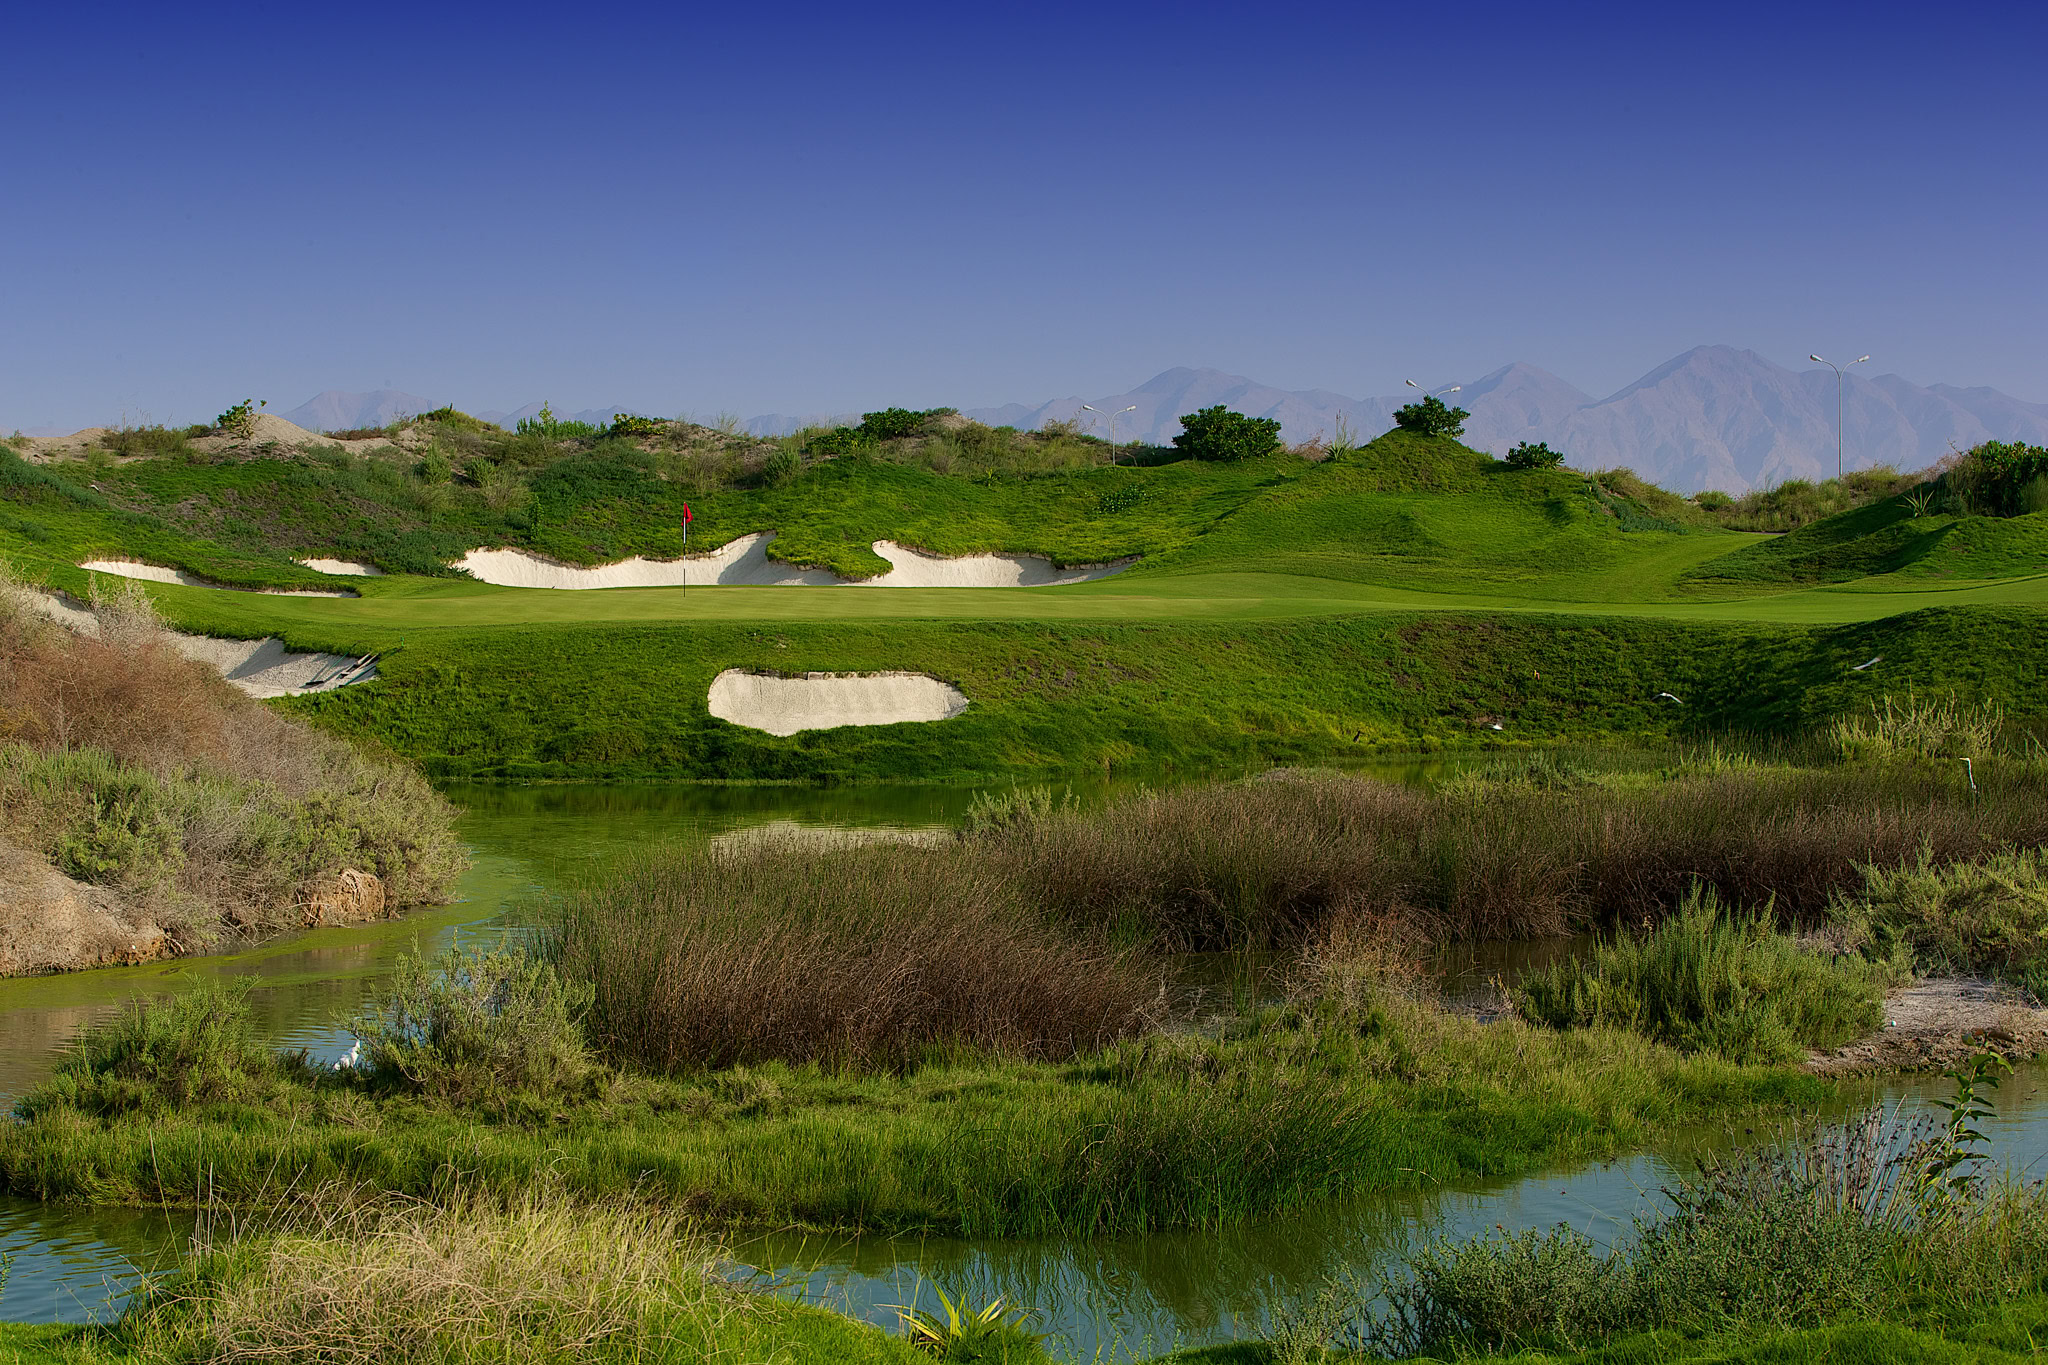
0 579 463 961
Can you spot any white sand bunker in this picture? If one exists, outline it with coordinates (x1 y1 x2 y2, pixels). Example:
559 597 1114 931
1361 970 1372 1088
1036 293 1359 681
456 533 843 589
80 560 357 598
857 541 1131 587
297 557 383 577
708 669 969 736
13 588 377 699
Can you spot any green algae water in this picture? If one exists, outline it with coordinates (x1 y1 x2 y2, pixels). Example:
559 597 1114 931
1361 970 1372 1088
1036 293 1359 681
5 774 2046 1351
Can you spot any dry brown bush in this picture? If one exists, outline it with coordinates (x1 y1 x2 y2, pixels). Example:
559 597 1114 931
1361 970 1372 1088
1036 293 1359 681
552 843 1167 1073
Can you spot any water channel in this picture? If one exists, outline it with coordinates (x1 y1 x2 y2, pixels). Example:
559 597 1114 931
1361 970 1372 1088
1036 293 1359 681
3 777 2045 1357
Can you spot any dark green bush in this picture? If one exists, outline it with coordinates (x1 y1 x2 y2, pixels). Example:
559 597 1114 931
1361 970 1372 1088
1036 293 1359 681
349 944 593 1101
1172 406 1282 462
805 425 865 455
414 407 499 434
608 414 667 439
12 983 300 1120
1391 394 1469 438
858 407 938 441
1505 440 1565 469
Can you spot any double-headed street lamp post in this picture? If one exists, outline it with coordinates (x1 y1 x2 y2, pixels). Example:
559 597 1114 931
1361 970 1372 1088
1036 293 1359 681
1405 379 1462 401
1080 403 1137 465
1809 353 1870 481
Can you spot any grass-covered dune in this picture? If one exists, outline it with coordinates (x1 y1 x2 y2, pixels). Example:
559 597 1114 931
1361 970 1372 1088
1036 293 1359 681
5 420 2044 780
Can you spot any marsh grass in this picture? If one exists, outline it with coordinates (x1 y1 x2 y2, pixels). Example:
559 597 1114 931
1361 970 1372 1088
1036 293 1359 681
1829 689 2011 761
979 766 2048 949
549 845 1166 1073
1837 847 2048 995
1359 1059 2048 1358
1513 890 1904 1063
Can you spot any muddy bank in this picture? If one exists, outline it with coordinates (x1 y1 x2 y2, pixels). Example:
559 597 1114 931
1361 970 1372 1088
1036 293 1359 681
0 841 392 976
1808 977 2048 1075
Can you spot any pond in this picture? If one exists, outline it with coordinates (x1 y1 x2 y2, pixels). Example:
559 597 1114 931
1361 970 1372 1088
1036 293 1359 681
3 775 2044 1355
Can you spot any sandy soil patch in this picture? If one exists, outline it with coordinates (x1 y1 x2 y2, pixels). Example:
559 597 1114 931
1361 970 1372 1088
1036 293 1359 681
859 541 1132 587
298 557 384 577
708 669 969 736
17 414 404 463
456 533 844 589
0 838 167 975
1807 977 2048 1075
16 587 377 699
80 560 357 598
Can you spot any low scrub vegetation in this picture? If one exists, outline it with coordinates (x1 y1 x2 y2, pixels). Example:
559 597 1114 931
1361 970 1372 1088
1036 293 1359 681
0 576 462 954
1513 890 1904 1063
1836 847 2048 996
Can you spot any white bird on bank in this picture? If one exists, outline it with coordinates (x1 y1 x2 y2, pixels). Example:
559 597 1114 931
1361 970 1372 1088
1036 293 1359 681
1653 692 1684 705
1851 656 1883 671
333 1040 362 1071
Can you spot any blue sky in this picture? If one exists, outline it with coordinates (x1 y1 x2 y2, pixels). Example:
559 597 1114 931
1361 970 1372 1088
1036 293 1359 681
4 0 2043 430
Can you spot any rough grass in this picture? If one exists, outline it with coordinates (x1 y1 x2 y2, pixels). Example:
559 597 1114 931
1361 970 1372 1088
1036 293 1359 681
0 965 1823 1237
1512 890 1903 1063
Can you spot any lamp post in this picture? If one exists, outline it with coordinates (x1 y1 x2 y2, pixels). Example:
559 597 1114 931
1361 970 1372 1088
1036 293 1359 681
1809 353 1869 481
1080 404 1137 465
1404 379 1463 400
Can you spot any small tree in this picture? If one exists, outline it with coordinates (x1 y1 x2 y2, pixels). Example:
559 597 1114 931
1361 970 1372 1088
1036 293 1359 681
1391 394 1469 438
1504 441 1565 470
1173 406 1283 462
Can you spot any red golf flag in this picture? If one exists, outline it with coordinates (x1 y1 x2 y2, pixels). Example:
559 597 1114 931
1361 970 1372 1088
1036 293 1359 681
682 503 693 524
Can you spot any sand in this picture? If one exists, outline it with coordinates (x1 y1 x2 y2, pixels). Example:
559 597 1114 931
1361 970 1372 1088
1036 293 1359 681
456 533 845 589
80 560 357 598
707 669 969 736
859 541 1132 587
1806 977 2048 1075
455 535 1134 590
14 587 378 699
298 558 384 577
17 413 407 463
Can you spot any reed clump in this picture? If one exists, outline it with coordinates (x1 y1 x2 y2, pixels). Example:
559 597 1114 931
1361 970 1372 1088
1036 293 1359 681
136 1189 738 1365
548 843 1166 1074
974 764 2048 949
1834 846 2048 996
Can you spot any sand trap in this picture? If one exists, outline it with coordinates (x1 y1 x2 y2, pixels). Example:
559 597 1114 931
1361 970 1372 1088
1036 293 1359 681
858 541 1131 587
298 557 383 577
456 533 844 589
455 534 1134 590
12 587 377 699
707 669 969 736
80 560 357 598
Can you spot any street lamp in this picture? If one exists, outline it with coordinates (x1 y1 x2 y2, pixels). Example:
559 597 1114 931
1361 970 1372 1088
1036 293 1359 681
1809 353 1870 481
1080 403 1138 465
1405 379 1462 399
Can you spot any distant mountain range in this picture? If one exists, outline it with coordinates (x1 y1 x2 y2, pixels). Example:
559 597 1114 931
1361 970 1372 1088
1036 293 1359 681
277 347 2048 494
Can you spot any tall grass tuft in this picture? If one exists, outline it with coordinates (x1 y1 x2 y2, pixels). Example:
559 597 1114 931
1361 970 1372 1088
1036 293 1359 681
12 981 300 1121
1828 689 2009 761
149 1189 735 1365
1514 889 1902 1063
548 844 1165 1073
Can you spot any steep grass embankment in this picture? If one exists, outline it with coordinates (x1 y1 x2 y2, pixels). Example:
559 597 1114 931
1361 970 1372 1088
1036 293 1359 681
278 606 2048 781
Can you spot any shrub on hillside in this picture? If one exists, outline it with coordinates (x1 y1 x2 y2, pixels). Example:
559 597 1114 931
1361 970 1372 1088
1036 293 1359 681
1391 394 1469 438
858 407 942 441
1941 440 2048 517
1172 406 1283 462
608 414 667 439
0 578 464 941
1505 440 1565 469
